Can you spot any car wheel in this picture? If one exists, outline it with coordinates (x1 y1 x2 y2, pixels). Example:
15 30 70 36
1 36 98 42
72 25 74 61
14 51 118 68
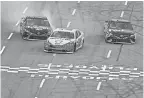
72 43 76 52
105 39 108 43
22 32 28 40
81 39 84 48
130 38 135 44
106 37 112 43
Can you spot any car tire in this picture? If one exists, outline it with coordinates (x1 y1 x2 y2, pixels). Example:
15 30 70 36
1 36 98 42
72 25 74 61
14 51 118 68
81 39 84 48
72 43 76 52
130 38 136 44
22 32 28 40
105 39 108 43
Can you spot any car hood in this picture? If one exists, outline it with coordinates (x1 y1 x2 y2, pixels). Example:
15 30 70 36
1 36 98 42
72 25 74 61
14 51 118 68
48 37 75 45
26 25 51 30
25 25 51 35
110 29 134 34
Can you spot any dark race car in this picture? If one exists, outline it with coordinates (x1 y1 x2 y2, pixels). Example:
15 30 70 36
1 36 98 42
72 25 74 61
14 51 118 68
104 19 136 44
20 16 52 40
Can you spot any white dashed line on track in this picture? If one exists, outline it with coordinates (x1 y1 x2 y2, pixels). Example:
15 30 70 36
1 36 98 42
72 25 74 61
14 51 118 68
125 1 128 5
120 11 124 17
31 74 35 77
7 33 13 39
16 20 20 26
53 54 56 57
37 64 48 67
23 7 28 14
107 50 112 58
67 22 71 28
19 67 30 69
39 79 46 88
72 9 76 15
48 63 52 70
0 46 6 55
97 82 102 90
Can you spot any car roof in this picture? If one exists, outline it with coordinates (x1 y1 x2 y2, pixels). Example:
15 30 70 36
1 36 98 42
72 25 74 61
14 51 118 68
26 16 47 20
53 28 75 33
111 19 130 23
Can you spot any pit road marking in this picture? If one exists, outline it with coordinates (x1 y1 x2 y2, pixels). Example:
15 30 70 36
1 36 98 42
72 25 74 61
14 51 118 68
107 50 112 58
23 7 28 14
97 82 102 90
7 33 13 39
120 11 124 17
16 20 20 26
0 46 6 54
39 79 46 88
125 1 128 5
67 22 71 28
72 9 76 15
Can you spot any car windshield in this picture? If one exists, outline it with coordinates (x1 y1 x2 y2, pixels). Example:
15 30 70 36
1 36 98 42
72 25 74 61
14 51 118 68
51 31 74 39
26 18 50 27
110 21 133 30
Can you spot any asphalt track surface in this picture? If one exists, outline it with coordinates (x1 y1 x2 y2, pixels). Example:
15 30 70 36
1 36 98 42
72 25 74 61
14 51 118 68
1 1 143 98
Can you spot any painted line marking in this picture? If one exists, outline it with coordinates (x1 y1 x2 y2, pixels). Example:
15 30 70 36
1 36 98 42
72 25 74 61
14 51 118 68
125 1 128 5
67 22 71 28
53 54 56 57
7 70 18 73
16 20 20 26
7 33 13 39
27 71 39 74
18 69 29 72
0 66 10 69
120 70 131 73
31 74 35 77
97 82 102 90
23 7 28 14
19 67 30 69
120 11 124 17
107 50 112 58
9 67 19 70
0 46 6 55
72 9 76 15
48 63 52 70
77 1 80 3
38 64 48 67
40 79 46 88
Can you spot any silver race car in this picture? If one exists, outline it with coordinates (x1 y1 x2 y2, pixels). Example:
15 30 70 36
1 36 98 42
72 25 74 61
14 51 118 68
44 28 84 53
104 19 136 44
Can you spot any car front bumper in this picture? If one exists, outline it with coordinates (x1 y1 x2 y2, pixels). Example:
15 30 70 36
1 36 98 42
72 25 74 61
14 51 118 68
44 44 74 53
106 36 136 44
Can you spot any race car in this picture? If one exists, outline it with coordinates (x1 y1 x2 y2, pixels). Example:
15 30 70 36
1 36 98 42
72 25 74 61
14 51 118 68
104 19 136 44
20 16 52 40
44 28 84 53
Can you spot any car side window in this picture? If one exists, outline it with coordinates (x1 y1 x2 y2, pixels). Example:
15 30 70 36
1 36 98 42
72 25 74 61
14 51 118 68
76 31 81 39
76 32 79 39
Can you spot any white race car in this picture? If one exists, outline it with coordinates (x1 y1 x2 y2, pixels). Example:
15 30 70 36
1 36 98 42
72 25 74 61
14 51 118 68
44 28 84 53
